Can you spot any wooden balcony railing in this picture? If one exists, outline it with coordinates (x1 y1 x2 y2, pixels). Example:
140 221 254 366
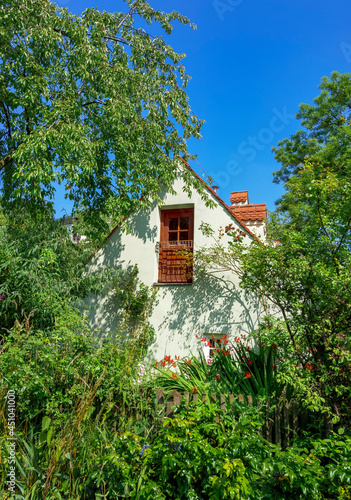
158 240 193 283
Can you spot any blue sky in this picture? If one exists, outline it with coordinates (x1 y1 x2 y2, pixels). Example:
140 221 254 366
54 0 351 216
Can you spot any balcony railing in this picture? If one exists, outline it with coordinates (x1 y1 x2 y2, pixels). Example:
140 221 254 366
158 240 193 283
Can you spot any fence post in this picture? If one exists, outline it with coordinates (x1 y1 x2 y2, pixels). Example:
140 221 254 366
282 399 289 448
220 394 226 414
156 388 165 421
166 390 182 418
266 399 273 442
274 399 281 446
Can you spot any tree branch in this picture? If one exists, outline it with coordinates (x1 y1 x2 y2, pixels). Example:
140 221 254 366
333 216 351 256
0 152 13 172
1 101 12 140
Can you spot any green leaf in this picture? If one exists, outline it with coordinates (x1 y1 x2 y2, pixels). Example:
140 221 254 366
42 416 51 431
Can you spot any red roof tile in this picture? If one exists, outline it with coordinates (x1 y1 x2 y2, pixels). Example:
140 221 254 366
230 191 248 204
229 204 266 222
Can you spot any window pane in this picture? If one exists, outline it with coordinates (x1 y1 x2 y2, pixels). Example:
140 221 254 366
169 217 178 231
169 232 178 241
180 217 189 230
179 231 188 241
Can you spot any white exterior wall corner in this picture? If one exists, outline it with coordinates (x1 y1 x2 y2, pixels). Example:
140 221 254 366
86 176 263 361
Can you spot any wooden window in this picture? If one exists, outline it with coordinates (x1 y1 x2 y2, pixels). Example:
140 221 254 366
158 208 194 283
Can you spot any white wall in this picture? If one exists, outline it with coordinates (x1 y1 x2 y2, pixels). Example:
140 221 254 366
86 176 262 361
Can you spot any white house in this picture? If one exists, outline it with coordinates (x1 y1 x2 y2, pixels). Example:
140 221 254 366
86 160 267 362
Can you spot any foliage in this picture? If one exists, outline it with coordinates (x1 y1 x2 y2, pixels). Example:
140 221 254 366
0 0 207 238
0 203 109 333
154 336 290 404
3 398 351 499
0 316 156 427
273 71 351 188
110 265 157 346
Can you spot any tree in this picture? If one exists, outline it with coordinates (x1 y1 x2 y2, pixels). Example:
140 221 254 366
273 71 351 214
0 0 205 236
0 202 109 333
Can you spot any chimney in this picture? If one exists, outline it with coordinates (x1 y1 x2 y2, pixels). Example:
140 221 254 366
211 185 219 194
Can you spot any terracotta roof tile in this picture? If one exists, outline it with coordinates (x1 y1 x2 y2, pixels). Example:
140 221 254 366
230 191 248 204
229 204 266 222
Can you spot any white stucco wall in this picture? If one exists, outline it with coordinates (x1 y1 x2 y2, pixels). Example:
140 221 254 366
86 176 263 361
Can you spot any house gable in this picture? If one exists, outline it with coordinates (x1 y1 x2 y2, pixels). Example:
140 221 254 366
87 165 265 361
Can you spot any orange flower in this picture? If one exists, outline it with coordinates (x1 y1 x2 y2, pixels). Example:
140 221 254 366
243 371 252 379
196 334 199 338
201 337 207 342
187 359 192 365
190 386 197 393
170 373 178 379
161 361 166 367
224 339 229 344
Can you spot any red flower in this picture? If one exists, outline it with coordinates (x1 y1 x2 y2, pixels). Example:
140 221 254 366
187 359 191 365
190 386 197 393
258 342 264 347
215 374 220 380
224 339 229 344
248 360 253 365
272 363 276 370
160 361 166 367
243 371 252 379
170 373 178 379
272 344 276 349
196 334 199 338
201 337 207 342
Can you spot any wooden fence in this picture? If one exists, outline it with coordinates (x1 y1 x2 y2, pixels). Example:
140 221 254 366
155 389 333 447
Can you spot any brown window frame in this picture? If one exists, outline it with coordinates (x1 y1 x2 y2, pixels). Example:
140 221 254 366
158 208 194 284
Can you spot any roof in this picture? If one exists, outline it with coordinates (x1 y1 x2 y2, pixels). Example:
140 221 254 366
229 204 267 222
230 191 248 204
178 157 259 240
90 158 261 258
